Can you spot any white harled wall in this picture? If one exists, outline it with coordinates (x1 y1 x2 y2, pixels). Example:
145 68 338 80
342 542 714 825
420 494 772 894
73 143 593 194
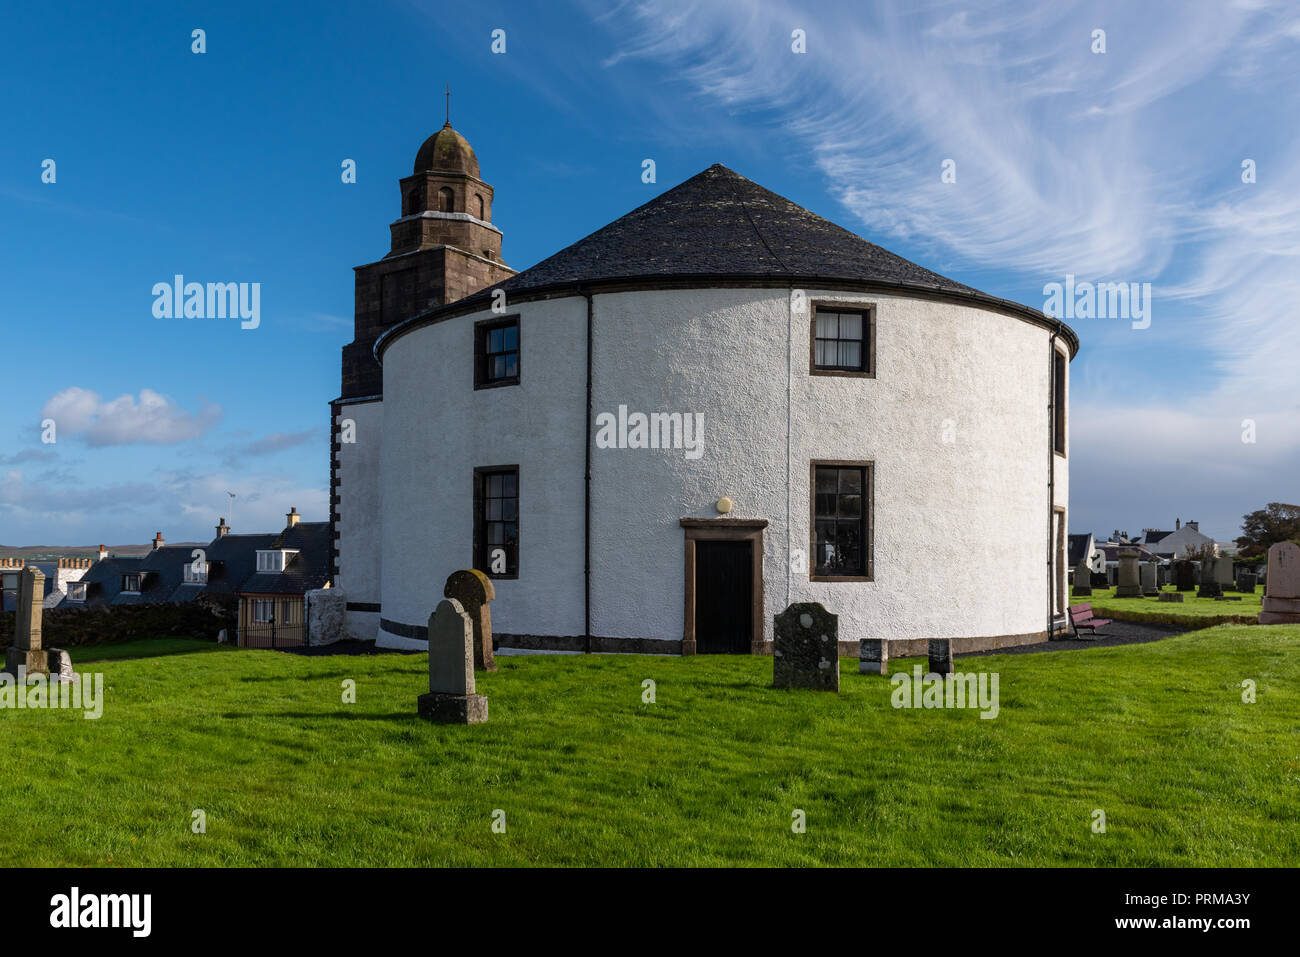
377 286 1065 649
335 398 384 640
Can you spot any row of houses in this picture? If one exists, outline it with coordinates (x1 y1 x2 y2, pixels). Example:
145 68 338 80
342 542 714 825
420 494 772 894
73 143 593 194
0 509 331 647
1068 518 1249 586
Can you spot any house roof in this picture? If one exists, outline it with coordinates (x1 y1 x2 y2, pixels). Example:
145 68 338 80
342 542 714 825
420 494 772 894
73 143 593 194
237 522 332 596
110 546 197 605
71 556 145 606
1143 530 1173 545
375 164 1079 359
1099 543 1163 563
199 533 279 596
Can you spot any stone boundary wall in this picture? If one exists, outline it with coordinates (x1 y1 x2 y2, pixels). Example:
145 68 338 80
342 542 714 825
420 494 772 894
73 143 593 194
0 595 236 650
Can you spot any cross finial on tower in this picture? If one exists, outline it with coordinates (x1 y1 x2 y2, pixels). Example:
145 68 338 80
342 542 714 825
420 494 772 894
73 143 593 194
444 82 451 125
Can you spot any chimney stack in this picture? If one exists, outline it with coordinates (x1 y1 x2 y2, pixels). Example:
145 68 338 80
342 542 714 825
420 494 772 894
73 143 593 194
1187 521 1198 532
216 517 230 537
153 532 165 550
1176 517 1181 530
286 506 300 528
98 544 108 562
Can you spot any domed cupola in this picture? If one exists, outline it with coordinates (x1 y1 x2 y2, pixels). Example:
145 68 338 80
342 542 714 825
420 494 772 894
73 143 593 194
413 122 481 178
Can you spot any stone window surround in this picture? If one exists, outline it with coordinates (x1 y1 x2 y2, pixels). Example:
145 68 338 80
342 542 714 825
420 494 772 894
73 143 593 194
473 464 520 580
474 314 521 390
679 518 767 656
809 459 875 582
810 300 876 378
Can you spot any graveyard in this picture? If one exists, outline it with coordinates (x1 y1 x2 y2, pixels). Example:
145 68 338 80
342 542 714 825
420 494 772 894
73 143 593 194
2 619 1297 867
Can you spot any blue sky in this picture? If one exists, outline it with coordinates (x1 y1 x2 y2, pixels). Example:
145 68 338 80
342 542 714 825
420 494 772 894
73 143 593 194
2 0 1298 547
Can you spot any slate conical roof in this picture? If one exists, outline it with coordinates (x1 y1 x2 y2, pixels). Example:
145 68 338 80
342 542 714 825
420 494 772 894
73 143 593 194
499 164 977 295
376 163 1076 357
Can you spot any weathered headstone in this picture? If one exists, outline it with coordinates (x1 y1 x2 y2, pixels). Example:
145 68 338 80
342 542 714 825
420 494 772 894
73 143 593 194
417 599 488 723
1140 562 1158 596
859 638 887 676
1115 549 1142 597
1197 558 1223 598
1071 558 1093 596
1259 541 1300 624
1236 571 1257 594
927 638 954 676
1174 560 1195 592
444 569 497 672
1214 556 1235 588
47 648 76 684
1158 592 1185 603
5 567 48 676
772 602 839 691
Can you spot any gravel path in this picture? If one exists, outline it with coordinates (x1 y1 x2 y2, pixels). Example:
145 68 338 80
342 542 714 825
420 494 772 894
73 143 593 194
961 620 1187 657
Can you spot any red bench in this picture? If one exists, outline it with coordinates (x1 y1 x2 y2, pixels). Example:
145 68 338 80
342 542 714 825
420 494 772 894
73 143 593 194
1068 603 1111 637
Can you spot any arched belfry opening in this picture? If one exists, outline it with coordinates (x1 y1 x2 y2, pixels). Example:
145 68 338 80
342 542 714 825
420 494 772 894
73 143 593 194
438 187 454 213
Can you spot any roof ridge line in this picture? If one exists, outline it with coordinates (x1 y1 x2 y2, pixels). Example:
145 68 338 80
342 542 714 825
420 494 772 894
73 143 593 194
722 169 792 274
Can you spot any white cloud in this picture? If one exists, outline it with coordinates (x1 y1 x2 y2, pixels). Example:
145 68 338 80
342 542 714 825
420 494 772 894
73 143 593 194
40 387 221 447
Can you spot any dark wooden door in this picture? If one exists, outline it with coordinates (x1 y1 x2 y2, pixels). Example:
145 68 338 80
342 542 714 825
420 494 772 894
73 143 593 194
695 540 752 653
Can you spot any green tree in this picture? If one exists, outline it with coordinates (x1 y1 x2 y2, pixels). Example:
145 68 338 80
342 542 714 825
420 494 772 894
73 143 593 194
1235 503 1300 559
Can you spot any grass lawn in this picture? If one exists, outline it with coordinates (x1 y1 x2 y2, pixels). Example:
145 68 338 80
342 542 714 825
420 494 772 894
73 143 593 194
66 638 225 663
2 625 1298 867
1086 586 1262 626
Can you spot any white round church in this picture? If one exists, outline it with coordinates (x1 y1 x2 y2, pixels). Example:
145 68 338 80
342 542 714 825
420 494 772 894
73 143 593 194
332 125 1077 655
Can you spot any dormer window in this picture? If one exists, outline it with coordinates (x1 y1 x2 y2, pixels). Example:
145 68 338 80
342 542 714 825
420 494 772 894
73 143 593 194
184 561 208 583
256 550 298 573
122 573 141 593
67 581 87 602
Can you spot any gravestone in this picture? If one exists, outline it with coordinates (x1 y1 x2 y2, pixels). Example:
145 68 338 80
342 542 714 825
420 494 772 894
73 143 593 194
417 599 488 723
1158 592 1185 603
1259 542 1300 624
927 638 954 676
48 648 76 684
1140 562 1158 596
1197 558 1223 598
1071 558 1092 596
772 602 839 692
859 638 887 676
1174 560 1195 592
1214 556 1235 589
1236 571 1257 594
1115 549 1142 597
444 569 497 672
5 567 48 676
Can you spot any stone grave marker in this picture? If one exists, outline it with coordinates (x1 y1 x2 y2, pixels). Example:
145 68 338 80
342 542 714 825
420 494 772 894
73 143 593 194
1140 562 1158 596
5 567 48 676
1158 592 1184 603
417 598 488 723
927 638 954 676
1071 558 1093 596
1115 549 1142 597
1259 541 1300 624
1236 571 1257 594
859 638 887 676
1174 560 1196 592
773 602 839 692
444 569 497 672
1197 558 1223 598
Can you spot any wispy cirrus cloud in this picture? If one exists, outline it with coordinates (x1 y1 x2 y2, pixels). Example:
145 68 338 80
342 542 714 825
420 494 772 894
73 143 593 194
588 0 1300 537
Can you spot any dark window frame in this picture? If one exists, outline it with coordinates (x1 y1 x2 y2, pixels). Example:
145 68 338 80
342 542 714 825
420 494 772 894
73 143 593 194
810 302 876 378
810 459 875 582
1052 347 1067 457
473 464 520 580
474 315 521 390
